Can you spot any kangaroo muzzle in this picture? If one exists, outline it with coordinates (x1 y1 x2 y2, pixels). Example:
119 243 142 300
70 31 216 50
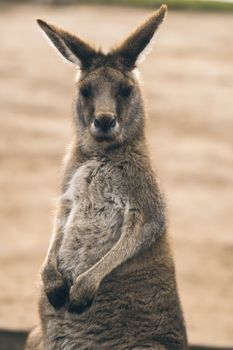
94 113 117 133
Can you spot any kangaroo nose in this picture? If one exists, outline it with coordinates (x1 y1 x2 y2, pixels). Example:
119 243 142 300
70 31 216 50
94 113 116 132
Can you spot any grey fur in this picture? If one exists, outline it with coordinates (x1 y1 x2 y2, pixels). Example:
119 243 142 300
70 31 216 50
26 5 188 350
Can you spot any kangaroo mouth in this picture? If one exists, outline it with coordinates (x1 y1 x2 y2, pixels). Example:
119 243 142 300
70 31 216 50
94 134 115 142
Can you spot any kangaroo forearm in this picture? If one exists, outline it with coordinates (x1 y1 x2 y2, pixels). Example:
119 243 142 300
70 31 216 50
89 226 142 284
44 141 81 266
45 227 63 266
44 200 71 267
83 207 143 284
84 205 166 285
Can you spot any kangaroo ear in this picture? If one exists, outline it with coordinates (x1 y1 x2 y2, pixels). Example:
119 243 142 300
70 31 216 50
111 5 167 69
37 19 97 69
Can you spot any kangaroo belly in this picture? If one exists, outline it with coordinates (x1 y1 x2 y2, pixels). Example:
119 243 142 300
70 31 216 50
39 161 187 349
58 160 127 281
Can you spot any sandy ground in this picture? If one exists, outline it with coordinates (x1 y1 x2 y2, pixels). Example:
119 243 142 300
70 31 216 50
0 3 232 347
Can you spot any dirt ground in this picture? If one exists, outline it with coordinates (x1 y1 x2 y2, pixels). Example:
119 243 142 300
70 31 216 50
0 3 232 347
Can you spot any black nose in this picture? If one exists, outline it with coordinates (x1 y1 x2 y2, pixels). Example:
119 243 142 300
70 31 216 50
94 113 116 132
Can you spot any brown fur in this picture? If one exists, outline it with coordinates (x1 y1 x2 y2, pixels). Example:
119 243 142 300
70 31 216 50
26 5 188 349
0 329 229 350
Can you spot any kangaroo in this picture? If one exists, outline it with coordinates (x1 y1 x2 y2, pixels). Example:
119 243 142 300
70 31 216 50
25 5 188 350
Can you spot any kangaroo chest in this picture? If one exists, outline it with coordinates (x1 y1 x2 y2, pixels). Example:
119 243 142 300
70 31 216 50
58 160 128 279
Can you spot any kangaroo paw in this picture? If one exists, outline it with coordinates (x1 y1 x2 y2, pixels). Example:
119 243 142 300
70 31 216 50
42 263 70 309
46 281 69 309
68 272 97 314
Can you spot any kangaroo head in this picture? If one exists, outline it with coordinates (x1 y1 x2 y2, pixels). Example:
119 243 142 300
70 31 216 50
37 5 167 152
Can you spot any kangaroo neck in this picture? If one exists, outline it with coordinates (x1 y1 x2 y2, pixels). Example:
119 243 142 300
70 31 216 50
74 134 147 163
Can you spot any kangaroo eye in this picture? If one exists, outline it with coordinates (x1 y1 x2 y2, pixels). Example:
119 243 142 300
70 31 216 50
80 86 92 98
119 85 132 98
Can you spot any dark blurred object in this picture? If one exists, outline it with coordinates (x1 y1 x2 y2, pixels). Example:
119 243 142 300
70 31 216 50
0 330 27 350
0 329 232 350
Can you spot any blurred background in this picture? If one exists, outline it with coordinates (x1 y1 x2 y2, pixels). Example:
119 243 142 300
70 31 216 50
0 0 232 347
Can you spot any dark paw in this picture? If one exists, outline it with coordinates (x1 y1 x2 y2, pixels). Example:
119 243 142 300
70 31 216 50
68 272 97 314
46 282 69 309
68 297 93 314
